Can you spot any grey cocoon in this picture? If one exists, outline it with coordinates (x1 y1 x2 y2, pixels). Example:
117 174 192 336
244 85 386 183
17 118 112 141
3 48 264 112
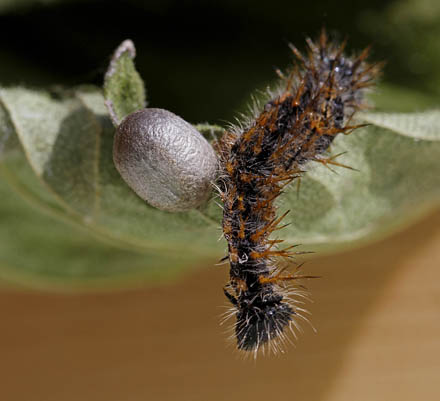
113 108 218 212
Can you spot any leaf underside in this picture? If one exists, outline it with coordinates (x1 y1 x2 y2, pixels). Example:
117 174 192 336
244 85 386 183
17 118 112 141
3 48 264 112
0 83 439 290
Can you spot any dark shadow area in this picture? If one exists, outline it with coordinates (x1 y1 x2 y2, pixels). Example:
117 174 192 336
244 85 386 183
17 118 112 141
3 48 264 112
42 105 99 216
1 0 437 124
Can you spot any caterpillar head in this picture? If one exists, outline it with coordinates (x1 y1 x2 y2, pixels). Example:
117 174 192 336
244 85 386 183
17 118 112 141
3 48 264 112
224 286 294 352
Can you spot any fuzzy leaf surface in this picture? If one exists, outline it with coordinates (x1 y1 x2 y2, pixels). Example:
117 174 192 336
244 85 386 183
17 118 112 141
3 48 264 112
103 40 146 125
0 86 439 289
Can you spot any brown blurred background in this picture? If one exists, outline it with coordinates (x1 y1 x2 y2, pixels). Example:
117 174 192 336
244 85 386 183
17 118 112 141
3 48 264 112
1 209 439 401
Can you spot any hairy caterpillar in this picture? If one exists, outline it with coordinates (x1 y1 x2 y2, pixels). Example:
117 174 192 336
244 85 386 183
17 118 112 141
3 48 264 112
216 31 380 355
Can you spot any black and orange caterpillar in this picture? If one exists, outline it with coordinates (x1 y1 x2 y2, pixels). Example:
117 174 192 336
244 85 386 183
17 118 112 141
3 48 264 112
216 31 380 354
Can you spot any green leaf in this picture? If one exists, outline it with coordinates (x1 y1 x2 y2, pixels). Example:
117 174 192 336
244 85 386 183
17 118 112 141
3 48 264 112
193 123 225 141
278 122 440 252
0 85 439 290
359 110 440 141
103 40 146 126
0 171 200 291
0 86 221 257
